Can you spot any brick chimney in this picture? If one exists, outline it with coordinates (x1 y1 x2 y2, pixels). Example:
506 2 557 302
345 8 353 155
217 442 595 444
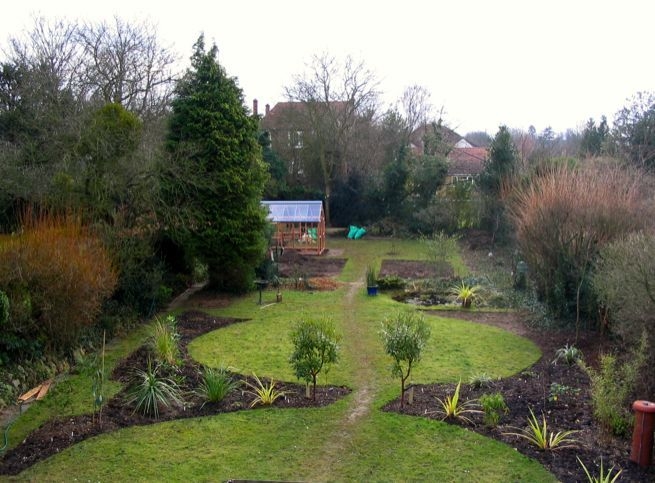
253 99 258 116
265 103 270 116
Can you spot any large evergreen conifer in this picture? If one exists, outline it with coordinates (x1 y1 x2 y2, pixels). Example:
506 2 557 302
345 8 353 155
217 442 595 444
161 35 268 292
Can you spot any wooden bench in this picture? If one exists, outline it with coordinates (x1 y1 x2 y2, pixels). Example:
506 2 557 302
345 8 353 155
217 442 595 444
17 379 52 413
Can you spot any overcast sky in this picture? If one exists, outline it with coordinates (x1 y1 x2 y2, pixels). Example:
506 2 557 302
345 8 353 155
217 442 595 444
2 0 654 135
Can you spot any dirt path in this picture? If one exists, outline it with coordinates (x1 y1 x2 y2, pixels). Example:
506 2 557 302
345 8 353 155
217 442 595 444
311 277 377 480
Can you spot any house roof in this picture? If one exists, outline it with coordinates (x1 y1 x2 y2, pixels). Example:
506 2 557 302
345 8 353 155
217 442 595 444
260 101 351 130
261 200 324 223
447 147 488 176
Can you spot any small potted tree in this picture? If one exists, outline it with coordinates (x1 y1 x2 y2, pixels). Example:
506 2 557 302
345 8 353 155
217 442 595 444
366 265 378 296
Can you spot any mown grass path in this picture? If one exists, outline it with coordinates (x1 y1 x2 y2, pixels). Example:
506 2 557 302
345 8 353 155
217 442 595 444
7 238 555 482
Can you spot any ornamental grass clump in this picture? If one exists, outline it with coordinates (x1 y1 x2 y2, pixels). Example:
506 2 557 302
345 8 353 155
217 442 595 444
197 366 240 405
244 373 287 407
125 360 185 419
150 315 181 366
503 408 578 450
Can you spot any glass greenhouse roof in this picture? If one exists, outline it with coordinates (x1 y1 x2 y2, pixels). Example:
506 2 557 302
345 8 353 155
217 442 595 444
261 200 323 223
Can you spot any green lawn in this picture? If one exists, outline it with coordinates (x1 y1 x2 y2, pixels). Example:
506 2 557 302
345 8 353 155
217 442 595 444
4 236 555 482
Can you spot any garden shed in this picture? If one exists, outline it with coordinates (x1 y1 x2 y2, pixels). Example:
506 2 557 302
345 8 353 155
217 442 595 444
261 200 326 254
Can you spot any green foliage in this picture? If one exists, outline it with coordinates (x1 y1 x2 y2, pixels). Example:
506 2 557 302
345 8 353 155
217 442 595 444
548 382 580 403
289 317 340 401
149 315 180 367
160 35 268 293
581 334 648 436
407 154 448 208
244 373 287 407
449 281 483 308
435 380 481 424
468 372 494 389
125 360 184 419
552 344 583 365
579 117 609 157
377 275 405 290
0 290 8 326
197 366 240 405
422 231 460 265
611 91 655 168
0 211 117 357
365 266 377 287
73 335 108 423
577 457 622 483
503 408 578 450
593 232 655 392
479 392 508 427
381 311 430 407
479 125 517 196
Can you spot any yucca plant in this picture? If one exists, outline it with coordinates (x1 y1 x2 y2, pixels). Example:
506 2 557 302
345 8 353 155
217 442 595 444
244 373 287 408
125 360 185 418
449 281 483 308
434 380 481 424
150 315 180 366
197 366 241 405
503 408 579 450
577 457 622 483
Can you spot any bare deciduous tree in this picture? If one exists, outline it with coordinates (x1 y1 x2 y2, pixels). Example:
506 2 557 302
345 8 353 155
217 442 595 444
285 53 380 224
76 17 177 118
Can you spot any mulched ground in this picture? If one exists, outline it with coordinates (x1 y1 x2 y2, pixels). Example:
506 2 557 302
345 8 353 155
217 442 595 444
383 311 654 483
0 310 350 476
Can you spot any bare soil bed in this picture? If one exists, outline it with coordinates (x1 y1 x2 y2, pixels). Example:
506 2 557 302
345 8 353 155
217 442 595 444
383 311 653 483
276 249 347 278
379 259 453 279
0 310 350 476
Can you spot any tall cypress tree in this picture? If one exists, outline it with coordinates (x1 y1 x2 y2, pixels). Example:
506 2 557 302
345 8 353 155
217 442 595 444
160 35 268 292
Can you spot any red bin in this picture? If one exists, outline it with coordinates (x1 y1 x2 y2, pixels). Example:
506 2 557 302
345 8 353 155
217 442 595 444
630 400 655 467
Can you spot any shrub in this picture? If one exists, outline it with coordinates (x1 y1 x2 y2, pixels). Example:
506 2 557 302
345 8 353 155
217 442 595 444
125 360 184 419
581 334 648 436
593 232 655 393
0 210 117 357
377 275 405 290
289 318 340 401
381 311 430 407
509 163 647 322
479 392 508 427
197 366 240 405
422 231 461 265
